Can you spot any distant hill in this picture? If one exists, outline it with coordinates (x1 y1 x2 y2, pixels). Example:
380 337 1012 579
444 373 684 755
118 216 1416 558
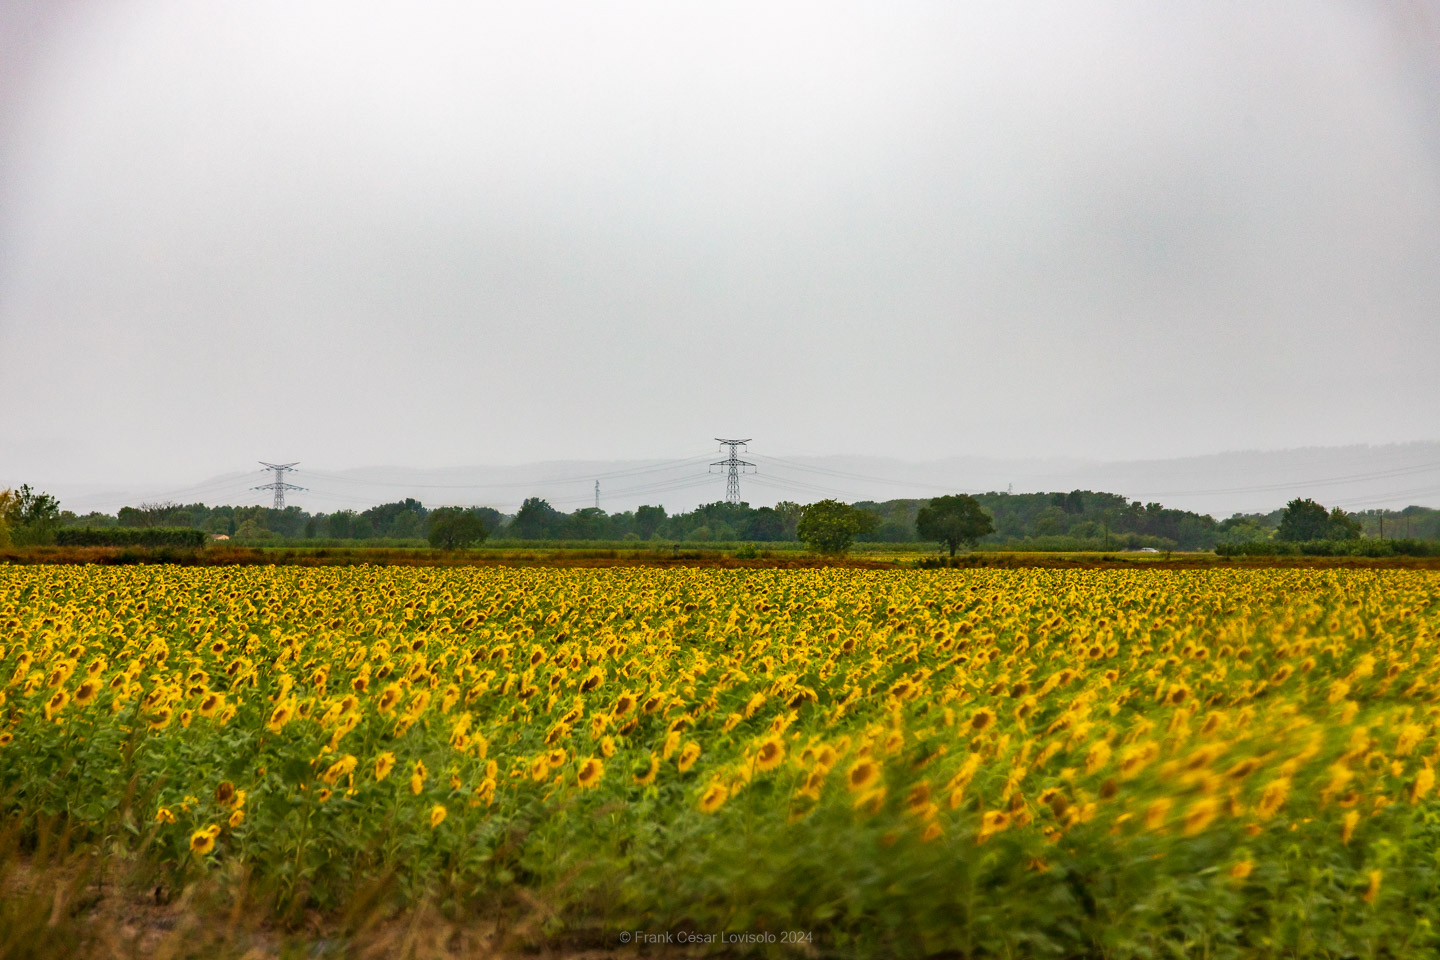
41 441 1440 519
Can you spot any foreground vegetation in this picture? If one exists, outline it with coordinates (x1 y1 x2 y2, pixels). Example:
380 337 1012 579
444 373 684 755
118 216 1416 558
2 565 1439 956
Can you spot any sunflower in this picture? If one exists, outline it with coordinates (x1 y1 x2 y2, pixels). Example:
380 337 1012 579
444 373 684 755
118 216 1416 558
634 753 659 786
577 757 604 789
698 782 728 813
1362 869 1382 904
198 691 224 717
45 688 69 719
677 741 701 772
847 759 880 793
599 736 616 759
148 706 173 731
215 781 236 806
377 683 402 715
155 807 176 824
853 786 887 815
1256 777 1291 819
905 781 932 813
73 679 100 707
1084 740 1112 775
429 804 447 828
265 701 292 733
755 736 785 772
1409 765 1435 804
410 759 427 795
797 770 826 800
1183 795 1219 836
662 730 681 760
321 755 357 786
970 708 996 732
228 808 245 828
976 809 1010 843
1229 859 1253 881
1342 809 1360 845
374 751 396 781
190 828 216 856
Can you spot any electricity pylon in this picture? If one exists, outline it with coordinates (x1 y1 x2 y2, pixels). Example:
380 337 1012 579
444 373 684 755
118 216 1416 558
253 461 307 510
711 439 755 504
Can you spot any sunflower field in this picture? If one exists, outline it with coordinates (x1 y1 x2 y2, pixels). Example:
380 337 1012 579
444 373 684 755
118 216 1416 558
2 564 1439 957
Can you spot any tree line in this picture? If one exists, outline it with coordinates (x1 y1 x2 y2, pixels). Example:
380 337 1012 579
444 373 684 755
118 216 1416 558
6 483 1435 553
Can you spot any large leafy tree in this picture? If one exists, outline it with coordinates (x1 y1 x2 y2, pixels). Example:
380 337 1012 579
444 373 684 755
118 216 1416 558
916 494 995 556
635 504 667 539
796 499 876 555
1276 498 1334 542
512 497 562 540
427 508 491 549
4 485 60 546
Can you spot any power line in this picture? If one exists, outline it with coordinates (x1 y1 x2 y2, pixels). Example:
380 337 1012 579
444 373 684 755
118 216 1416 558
252 461 307 510
711 439 755 504
755 454 959 492
300 454 716 491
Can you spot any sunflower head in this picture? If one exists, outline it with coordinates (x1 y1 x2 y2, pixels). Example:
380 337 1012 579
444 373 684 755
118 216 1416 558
577 757 604 789
190 829 216 856
74 679 100 706
699 782 729 813
633 753 659 786
847 759 880 793
755 737 785 772
374 751 396 781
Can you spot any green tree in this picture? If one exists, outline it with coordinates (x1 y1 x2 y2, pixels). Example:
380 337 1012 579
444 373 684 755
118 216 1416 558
796 499 875 555
1276 498 1333 542
0 489 15 548
1327 507 1362 541
562 507 608 540
915 494 995 557
6 485 60 546
427 508 490 549
233 518 275 541
773 501 804 541
635 504 667 539
512 498 561 539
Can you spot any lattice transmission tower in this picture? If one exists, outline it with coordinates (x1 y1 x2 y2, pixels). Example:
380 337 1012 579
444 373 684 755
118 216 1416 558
711 439 755 504
253 461 307 510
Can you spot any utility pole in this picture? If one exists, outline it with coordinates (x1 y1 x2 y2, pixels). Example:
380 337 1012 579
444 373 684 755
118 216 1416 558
711 438 755 504
253 461 307 510
595 480 600 510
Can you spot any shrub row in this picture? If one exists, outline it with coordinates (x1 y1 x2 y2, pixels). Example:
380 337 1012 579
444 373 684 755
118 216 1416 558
54 527 208 548
1215 538 1440 557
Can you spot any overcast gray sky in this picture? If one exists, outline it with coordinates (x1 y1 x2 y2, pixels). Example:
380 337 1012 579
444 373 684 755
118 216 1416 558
2 1 1438 502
